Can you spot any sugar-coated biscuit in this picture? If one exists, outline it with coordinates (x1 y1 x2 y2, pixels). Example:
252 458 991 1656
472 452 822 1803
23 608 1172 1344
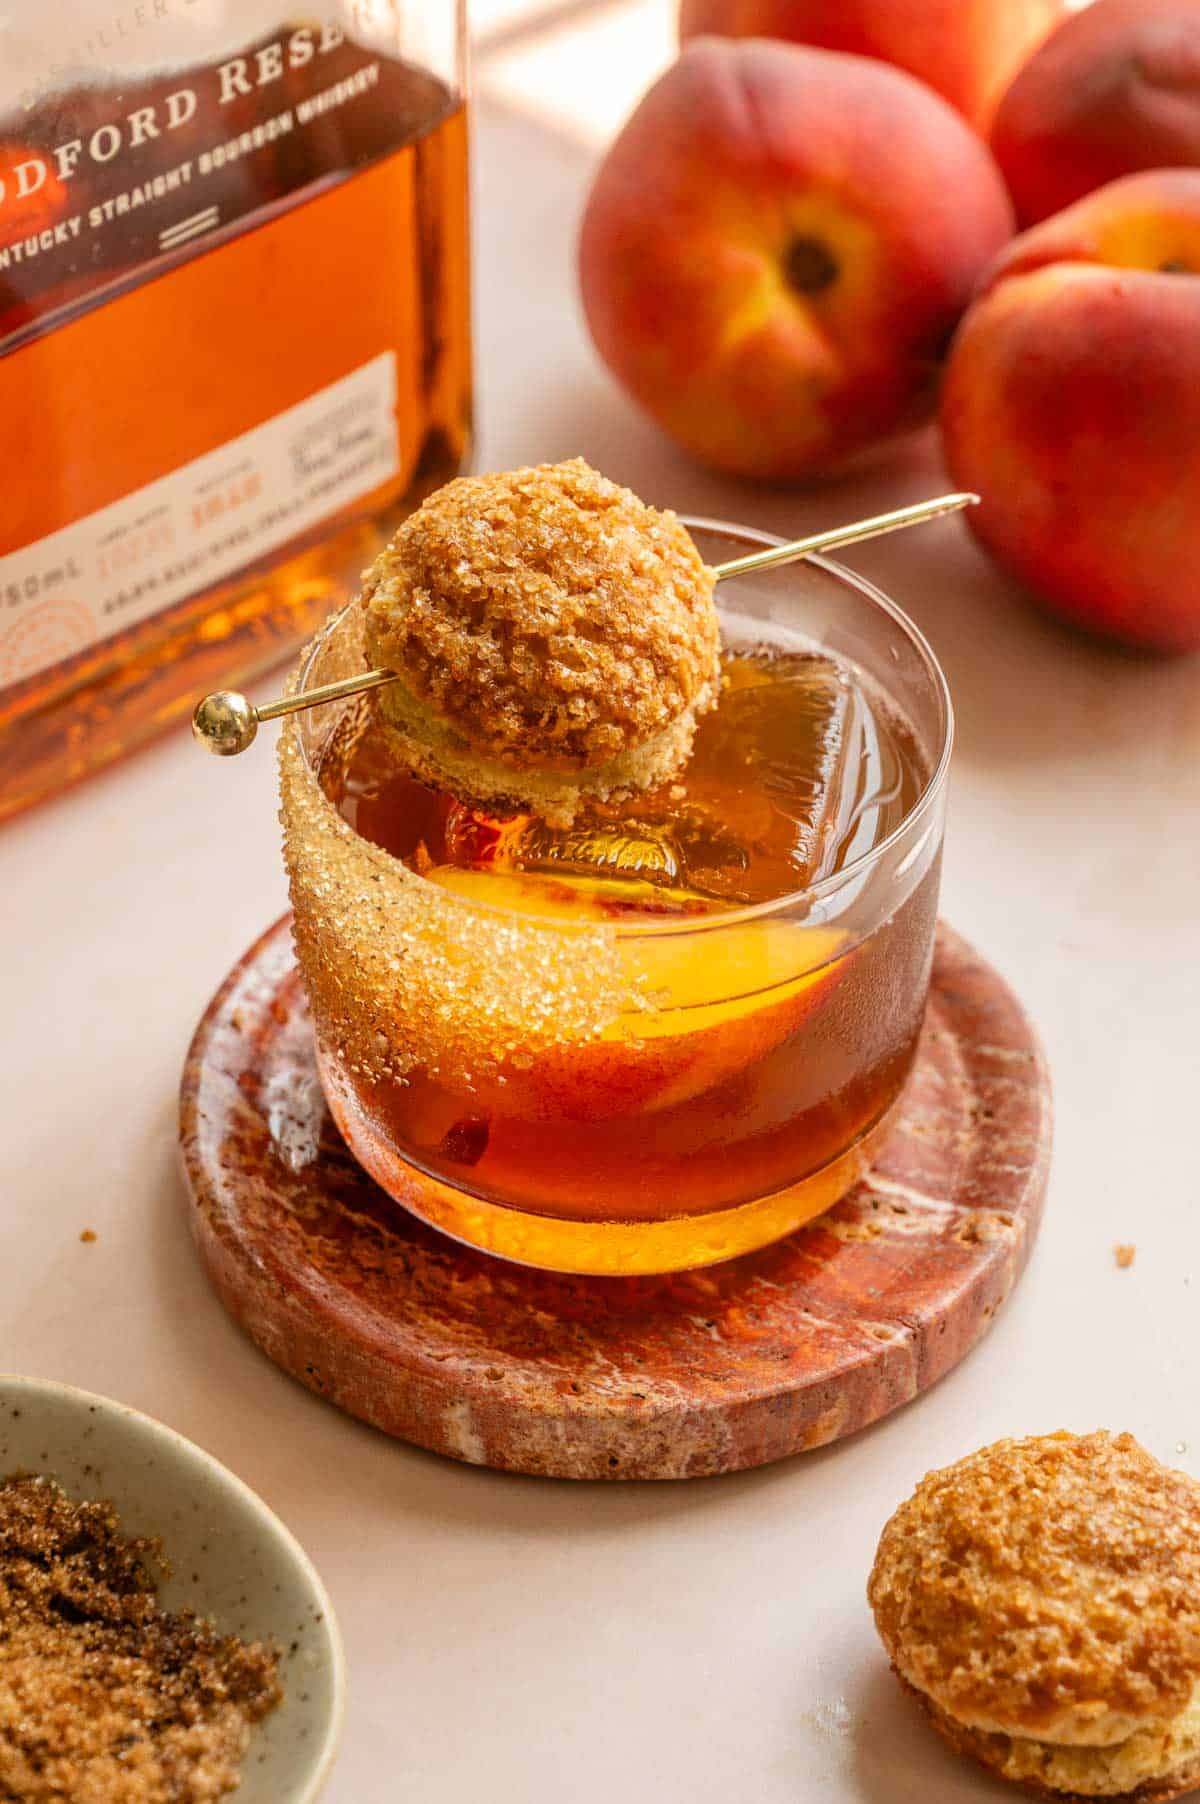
869 1432 1200 1799
362 458 720 824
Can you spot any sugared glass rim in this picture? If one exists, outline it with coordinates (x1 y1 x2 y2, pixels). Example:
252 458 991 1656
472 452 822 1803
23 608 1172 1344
295 514 954 938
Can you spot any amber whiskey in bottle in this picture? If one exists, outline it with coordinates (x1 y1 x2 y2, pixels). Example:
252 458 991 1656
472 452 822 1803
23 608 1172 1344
0 5 471 820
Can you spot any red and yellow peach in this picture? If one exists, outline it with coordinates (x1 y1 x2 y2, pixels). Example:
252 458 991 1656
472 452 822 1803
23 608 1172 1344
679 0 1066 130
942 170 1200 653
579 39 1014 480
991 0 1200 227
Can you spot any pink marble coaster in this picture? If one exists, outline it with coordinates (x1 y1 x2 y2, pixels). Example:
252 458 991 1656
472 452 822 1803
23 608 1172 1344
180 918 1051 1480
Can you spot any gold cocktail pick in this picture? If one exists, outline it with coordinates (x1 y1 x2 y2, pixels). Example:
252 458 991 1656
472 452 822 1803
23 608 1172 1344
192 490 977 756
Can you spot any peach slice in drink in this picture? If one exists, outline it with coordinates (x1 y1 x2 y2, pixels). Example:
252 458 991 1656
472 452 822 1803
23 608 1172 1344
427 866 849 1120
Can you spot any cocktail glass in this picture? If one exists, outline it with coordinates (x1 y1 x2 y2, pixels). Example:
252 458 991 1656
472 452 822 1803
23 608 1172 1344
278 518 952 1276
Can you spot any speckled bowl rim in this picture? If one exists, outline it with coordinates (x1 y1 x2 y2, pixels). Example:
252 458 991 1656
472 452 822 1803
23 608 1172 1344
0 1372 346 1803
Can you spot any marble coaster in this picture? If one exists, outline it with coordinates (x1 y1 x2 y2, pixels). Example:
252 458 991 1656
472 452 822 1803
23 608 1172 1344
180 918 1051 1480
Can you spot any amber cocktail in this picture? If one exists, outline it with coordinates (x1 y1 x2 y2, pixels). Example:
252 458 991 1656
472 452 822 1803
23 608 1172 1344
279 520 951 1275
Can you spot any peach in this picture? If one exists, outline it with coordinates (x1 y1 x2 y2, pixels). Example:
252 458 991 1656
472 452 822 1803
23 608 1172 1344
679 0 1066 131
579 40 1014 480
428 867 849 1120
991 0 1200 227
941 170 1200 653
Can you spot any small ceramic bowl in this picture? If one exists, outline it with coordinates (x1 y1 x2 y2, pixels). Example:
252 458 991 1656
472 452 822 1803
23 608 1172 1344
0 1374 345 1802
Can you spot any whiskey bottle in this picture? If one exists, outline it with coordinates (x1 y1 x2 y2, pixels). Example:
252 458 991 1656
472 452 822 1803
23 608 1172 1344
0 2 471 821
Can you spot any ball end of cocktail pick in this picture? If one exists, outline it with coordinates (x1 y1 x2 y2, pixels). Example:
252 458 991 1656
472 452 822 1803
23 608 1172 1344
192 689 259 756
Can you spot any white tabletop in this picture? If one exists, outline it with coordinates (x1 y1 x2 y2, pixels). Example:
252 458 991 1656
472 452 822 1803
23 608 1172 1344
3 6 1199 1800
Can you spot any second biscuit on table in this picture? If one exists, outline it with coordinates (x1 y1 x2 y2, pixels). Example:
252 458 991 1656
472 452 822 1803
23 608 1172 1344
869 1431 1200 1801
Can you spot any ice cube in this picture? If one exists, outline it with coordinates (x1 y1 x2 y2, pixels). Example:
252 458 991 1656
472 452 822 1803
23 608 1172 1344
670 650 861 898
495 650 863 906
432 649 866 909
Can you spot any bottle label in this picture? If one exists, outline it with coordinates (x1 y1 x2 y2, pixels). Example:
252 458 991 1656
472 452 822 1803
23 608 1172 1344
0 18 452 351
0 351 398 687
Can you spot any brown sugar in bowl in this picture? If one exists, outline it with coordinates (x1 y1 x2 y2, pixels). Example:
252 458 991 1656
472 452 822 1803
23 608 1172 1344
0 1375 344 1803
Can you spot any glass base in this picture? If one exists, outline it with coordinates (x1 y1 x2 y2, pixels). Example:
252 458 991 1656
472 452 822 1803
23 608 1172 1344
320 1051 897 1275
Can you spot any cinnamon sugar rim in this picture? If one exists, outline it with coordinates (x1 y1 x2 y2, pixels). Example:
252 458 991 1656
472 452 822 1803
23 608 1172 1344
295 517 953 938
